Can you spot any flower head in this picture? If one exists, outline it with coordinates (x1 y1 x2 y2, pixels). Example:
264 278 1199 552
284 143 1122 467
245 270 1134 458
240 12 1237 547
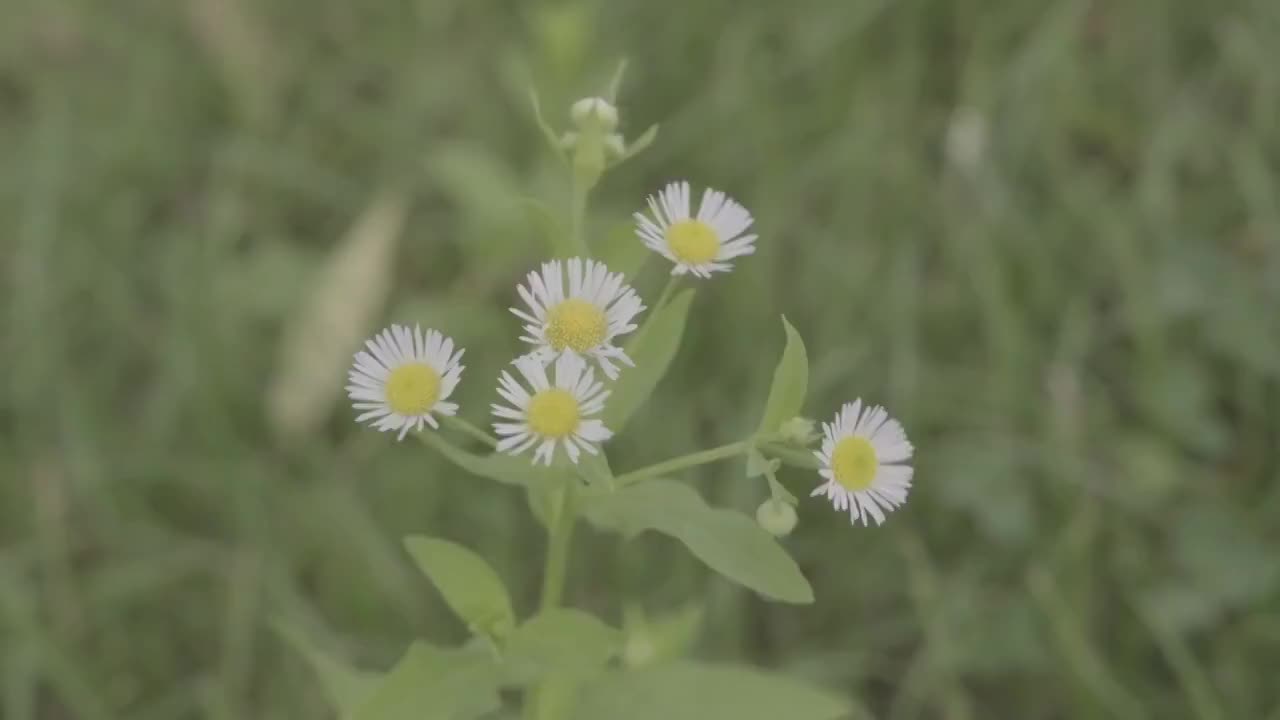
812 400 914 526
492 352 613 466
346 325 465 440
634 181 757 278
511 258 645 380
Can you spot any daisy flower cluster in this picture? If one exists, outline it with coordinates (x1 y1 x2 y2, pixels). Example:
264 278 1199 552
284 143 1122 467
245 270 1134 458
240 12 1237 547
344 180 914 525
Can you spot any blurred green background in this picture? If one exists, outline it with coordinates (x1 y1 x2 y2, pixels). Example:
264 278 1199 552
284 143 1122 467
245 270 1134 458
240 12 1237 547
3 0 1280 717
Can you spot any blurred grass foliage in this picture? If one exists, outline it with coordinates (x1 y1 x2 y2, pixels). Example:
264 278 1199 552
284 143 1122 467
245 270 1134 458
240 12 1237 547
2 0 1279 717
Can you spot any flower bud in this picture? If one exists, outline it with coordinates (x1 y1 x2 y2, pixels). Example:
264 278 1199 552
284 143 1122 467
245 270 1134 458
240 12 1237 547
779 416 819 446
756 499 798 537
570 96 618 132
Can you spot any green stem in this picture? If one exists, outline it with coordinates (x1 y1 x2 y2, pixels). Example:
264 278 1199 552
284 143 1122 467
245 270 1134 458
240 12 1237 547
444 415 497 449
568 181 589 257
539 483 576 610
652 273 680 312
614 441 750 486
524 482 577 720
625 274 681 351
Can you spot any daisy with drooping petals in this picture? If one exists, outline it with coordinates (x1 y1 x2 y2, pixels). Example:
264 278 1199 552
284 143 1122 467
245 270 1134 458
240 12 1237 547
346 325 465 440
812 400 914 526
511 257 644 380
492 352 612 466
634 181 757 278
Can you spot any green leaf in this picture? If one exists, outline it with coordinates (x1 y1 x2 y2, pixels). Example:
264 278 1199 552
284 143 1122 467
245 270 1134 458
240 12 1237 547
503 609 621 684
354 643 500 720
403 536 516 639
573 449 615 487
527 483 556 530
603 289 695 433
622 603 704 667
419 433 559 489
583 480 813 603
757 316 809 435
273 620 381 718
571 662 851 720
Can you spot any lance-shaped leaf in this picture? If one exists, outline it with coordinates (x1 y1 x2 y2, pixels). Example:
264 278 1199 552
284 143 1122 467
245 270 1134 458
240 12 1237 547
403 536 516 639
583 480 812 603
354 642 500 720
757 316 809 436
603 289 695 433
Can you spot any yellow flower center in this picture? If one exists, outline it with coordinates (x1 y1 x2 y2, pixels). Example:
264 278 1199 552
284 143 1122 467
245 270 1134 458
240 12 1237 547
665 220 721 264
526 389 580 439
384 363 441 416
831 437 878 491
546 299 607 353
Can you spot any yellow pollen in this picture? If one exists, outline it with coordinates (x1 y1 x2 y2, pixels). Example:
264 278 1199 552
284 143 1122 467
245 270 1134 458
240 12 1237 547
384 363 441 415
831 437 878 491
665 220 721 264
526 389 580 439
546 299 607 353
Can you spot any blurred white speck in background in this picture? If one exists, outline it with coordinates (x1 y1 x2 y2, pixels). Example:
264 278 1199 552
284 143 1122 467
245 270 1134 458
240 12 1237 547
945 105 988 177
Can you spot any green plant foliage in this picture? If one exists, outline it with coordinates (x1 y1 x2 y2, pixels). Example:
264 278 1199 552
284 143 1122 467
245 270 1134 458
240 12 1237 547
503 609 622 684
571 662 850 720
353 643 501 720
584 480 813 603
274 621 382 718
403 536 516 640
6 0 1279 716
602 289 696 432
756 316 810 436
420 433 560 489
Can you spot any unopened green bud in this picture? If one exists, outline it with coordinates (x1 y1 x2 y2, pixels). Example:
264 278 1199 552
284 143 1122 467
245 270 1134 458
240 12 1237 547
779 416 819 446
570 96 618 132
756 499 798 537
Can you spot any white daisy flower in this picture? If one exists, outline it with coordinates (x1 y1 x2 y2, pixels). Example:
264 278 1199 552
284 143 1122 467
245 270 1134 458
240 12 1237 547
811 400 914 526
492 352 612 466
346 325 465 440
511 257 645 380
634 180 757 278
